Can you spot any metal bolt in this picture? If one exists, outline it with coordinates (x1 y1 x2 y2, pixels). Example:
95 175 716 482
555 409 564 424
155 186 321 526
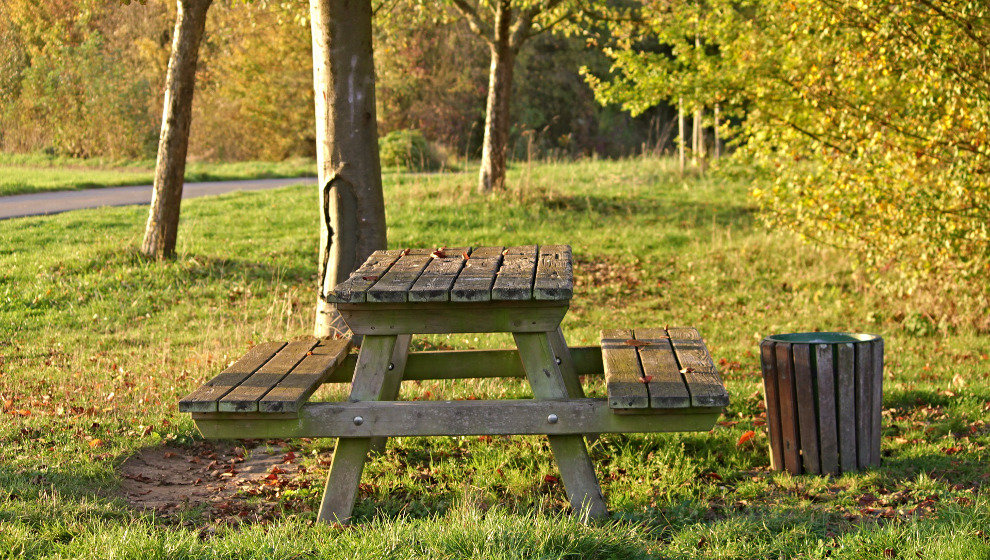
555 357 562 365
388 362 395 371
547 414 559 424
353 416 364 426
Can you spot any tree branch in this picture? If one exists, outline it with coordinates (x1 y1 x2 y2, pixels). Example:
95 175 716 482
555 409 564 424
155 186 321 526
450 0 494 43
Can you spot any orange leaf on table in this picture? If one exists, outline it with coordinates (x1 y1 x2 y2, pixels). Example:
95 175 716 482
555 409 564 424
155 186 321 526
638 375 653 383
737 430 756 446
624 339 650 347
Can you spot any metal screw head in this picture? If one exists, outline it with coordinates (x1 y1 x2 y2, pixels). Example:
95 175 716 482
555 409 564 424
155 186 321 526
353 416 364 426
388 363 395 371
547 413 559 424
555 357 562 365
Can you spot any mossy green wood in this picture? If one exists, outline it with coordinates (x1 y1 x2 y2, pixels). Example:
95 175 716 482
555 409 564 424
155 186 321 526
191 399 723 439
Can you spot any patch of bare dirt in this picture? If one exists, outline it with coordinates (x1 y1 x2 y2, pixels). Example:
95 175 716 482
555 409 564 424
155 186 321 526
118 440 315 524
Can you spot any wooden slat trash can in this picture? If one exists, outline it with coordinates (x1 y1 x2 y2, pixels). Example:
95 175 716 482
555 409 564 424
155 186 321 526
759 332 884 475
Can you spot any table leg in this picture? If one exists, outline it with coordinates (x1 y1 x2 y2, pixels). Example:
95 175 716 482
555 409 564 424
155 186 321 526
513 332 608 520
549 327 585 399
369 334 411 454
317 334 397 524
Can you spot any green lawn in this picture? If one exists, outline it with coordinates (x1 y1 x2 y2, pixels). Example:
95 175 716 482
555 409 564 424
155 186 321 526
1 158 987 559
0 153 316 196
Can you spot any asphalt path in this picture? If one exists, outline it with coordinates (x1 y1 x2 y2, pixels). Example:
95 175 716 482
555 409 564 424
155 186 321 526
0 177 317 220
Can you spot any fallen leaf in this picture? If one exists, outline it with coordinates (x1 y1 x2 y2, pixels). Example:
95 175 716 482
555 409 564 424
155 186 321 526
638 375 654 383
737 430 756 446
164 451 176 458
624 339 650 347
462 252 470 260
430 249 446 259
361 275 379 281
89 439 103 448
680 367 696 374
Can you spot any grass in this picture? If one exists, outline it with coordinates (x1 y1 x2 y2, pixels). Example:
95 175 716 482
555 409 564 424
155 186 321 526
1 157 988 558
0 152 317 196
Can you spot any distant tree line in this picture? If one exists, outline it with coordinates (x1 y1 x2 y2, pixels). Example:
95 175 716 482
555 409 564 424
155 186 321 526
0 0 664 163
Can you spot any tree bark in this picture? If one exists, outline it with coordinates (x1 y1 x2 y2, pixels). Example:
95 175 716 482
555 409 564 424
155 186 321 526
477 0 517 194
140 0 212 260
714 103 721 159
678 97 685 173
310 0 387 338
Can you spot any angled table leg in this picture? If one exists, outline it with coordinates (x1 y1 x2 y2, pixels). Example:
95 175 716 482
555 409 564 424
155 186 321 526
318 334 397 524
513 331 608 520
549 327 585 399
369 334 411 454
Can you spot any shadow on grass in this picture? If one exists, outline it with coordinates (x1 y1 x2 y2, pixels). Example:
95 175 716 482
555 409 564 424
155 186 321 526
538 193 757 229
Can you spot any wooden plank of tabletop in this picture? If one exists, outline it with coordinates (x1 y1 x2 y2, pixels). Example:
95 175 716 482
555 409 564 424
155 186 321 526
635 328 691 408
492 245 538 300
367 253 433 303
408 249 470 302
179 341 285 413
534 244 573 301
218 339 319 412
450 248 503 302
601 328 649 409
328 250 404 303
667 327 729 408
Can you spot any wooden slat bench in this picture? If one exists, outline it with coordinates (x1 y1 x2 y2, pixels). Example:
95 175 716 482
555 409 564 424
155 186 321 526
179 338 351 415
602 327 729 412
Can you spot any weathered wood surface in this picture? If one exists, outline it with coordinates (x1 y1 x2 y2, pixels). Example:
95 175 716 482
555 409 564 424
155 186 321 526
337 301 568 335
367 253 433 303
815 343 840 475
193 398 724 439
369 334 412 453
667 327 730 408
870 339 884 466
534 245 573 300
514 332 607 518
774 342 802 474
635 328 691 409
179 342 286 413
601 328 648 409
549 327 586 399
492 245 538 300
450 255 502 302
792 343 821 474
259 338 352 413
760 340 785 471
408 252 468 302
836 342 857 473
854 341 874 470
327 250 403 303
219 339 320 412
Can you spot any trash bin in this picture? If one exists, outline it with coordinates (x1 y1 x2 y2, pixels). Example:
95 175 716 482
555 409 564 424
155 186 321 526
759 332 884 475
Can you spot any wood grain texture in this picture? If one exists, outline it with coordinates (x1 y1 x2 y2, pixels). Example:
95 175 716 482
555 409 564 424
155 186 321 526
327 250 404 303
635 328 691 409
219 339 319 412
450 256 502 302
259 338 352 413
836 343 857 473
601 328 649 409
774 342 802 474
760 340 785 471
514 332 607 519
870 338 884 466
369 334 411 453
492 246 537 301
179 341 285 413
549 328 586 399
667 327 729 408
534 244 573 301
854 341 874 470
408 254 467 302
193 398 724 439
367 253 432 303
338 301 568 335
792 343 821 474
815 343 840 475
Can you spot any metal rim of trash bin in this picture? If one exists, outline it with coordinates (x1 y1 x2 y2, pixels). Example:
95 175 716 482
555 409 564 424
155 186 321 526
759 332 883 476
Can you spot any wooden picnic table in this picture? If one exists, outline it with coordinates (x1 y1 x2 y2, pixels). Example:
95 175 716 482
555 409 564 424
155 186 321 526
181 244 728 524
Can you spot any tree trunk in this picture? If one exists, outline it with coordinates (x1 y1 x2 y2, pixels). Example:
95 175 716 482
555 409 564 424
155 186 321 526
714 103 721 159
477 1 516 194
310 0 387 338
678 97 685 173
140 0 212 260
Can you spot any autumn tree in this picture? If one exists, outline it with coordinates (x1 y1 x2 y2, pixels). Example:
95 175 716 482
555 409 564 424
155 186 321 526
141 0 213 259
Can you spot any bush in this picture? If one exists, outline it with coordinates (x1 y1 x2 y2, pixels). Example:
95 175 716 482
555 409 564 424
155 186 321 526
379 129 443 171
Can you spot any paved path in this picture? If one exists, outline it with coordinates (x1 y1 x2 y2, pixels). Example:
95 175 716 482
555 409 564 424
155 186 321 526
0 177 316 220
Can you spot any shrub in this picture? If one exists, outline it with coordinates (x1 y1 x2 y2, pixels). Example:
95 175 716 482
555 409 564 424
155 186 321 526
379 129 443 172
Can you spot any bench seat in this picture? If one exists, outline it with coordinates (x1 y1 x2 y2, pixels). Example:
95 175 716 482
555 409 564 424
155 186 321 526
602 327 729 412
179 338 352 415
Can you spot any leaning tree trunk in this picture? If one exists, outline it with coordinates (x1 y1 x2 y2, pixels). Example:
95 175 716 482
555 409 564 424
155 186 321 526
310 0 387 338
477 4 516 194
140 0 212 260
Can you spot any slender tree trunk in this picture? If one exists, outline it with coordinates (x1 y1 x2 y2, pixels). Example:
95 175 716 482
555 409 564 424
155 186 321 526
140 0 212 260
310 0 387 338
714 103 721 160
678 97 685 173
477 0 516 194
